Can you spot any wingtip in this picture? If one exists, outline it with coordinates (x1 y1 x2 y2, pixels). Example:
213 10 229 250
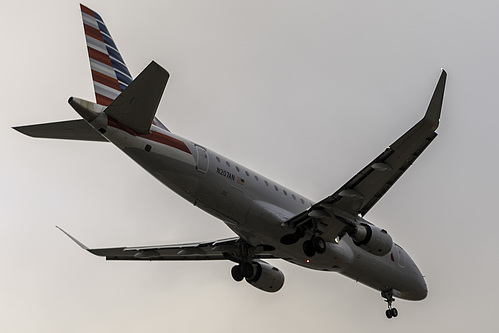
423 70 447 129
440 68 447 79
12 125 34 138
56 226 89 250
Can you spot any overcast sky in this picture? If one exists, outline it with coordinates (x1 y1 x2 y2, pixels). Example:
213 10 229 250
2 0 498 332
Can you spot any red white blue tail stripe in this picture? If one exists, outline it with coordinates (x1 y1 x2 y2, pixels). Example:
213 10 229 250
80 4 132 106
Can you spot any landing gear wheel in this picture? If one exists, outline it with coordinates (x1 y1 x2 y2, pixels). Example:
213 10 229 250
385 308 398 319
231 265 244 282
312 236 326 254
303 240 316 257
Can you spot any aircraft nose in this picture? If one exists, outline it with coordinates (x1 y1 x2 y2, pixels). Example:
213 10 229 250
410 270 428 300
415 277 428 300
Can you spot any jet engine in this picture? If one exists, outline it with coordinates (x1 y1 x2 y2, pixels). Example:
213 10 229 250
232 260 285 292
350 223 393 256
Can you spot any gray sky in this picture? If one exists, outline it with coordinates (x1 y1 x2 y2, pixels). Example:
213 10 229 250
2 0 498 331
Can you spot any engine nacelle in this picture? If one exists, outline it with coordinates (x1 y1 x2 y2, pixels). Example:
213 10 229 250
246 260 285 293
351 223 393 256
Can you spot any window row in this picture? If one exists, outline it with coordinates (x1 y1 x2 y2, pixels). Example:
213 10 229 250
215 156 306 205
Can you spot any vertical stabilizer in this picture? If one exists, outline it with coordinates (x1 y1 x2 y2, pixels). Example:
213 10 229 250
80 4 169 131
80 4 133 106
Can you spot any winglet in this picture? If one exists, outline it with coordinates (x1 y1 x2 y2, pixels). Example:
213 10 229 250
423 69 447 130
56 226 89 250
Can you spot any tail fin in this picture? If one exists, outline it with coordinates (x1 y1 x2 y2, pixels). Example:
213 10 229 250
80 4 132 106
80 4 169 131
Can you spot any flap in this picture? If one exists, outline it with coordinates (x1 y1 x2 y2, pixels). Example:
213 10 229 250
57 227 277 261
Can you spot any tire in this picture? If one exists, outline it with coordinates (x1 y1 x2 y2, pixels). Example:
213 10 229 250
391 308 398 317
386 309 393 319
312 237 326 254
303 240 316 257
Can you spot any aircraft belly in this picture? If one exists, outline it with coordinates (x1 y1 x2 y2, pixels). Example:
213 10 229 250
276 240 355 272
100 126 205 197
194 181 252 227
111 131 254 228
120 146 199 202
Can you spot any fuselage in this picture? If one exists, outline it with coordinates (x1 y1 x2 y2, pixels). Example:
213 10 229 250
95 114 427 301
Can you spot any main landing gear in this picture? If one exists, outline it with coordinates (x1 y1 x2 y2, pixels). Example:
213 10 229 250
280 220 328 258
303 236 326 257
382 291 398 319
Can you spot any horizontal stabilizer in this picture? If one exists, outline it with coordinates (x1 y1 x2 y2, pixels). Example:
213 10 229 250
13 119 107 142
105 61 169 134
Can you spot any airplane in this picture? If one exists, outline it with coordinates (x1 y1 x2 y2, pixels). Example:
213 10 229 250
14 4 446 319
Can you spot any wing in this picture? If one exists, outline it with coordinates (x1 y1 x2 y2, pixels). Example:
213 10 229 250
57 227 277 261
283 70 447 241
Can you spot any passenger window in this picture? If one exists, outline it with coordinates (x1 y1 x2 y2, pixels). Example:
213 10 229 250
292 194 296 200
245 171 249 177
216 156 220 162
255 175 259 181
264 180 269 186
300 198 305 204
274 185 278 191
236 166 240 172
226 161 230 167
283 190 287 196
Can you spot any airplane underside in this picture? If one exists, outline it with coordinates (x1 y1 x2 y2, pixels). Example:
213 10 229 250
13 4 445 319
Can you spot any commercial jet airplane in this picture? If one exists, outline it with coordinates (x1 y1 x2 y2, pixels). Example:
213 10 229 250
14 5 446 319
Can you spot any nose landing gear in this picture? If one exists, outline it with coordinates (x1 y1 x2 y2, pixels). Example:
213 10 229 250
385 307 398 319
382 291 398 319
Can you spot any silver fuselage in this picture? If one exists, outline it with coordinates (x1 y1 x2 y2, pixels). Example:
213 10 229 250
97 115 427 301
